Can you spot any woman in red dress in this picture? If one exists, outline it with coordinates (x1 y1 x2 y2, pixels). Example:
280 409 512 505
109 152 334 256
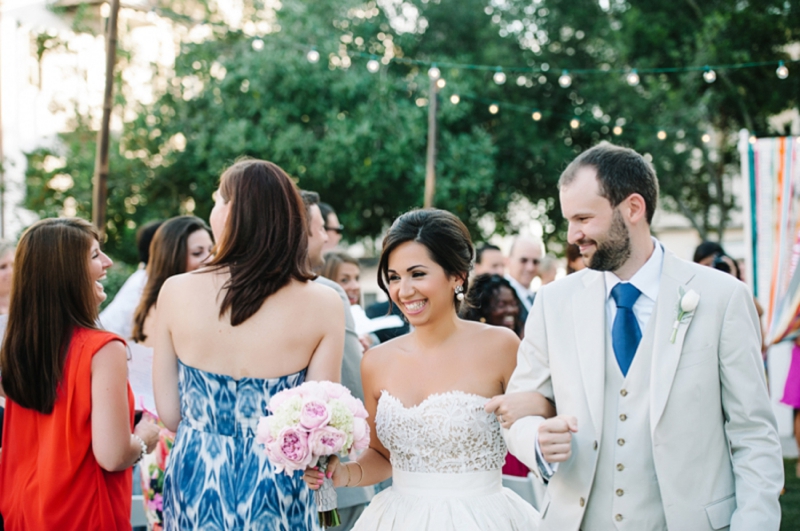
0 217 159 530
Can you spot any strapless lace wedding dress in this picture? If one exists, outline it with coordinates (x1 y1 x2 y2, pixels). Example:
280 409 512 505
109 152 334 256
352 390 540 531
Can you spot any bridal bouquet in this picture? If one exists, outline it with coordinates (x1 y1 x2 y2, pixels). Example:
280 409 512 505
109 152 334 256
256 381 370 528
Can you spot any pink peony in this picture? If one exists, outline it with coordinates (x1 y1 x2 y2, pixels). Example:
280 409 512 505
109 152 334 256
299 399 331 430
349 417 370 458
268 387 303 412
267 426 313 474
255 416 276 446
320 381 348 399
339 392 369 419
308 426 347 457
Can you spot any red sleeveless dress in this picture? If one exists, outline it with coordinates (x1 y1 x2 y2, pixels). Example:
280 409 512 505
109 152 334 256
0 328 133 530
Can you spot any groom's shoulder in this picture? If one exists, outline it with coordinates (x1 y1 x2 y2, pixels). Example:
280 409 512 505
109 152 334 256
541 267 599 297
666 252 745 293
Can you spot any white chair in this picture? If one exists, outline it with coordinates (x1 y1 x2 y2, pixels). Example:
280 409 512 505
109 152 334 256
502 473 546 510
131 494 148 528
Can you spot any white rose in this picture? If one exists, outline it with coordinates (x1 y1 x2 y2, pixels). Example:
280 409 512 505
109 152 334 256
680 289 700 313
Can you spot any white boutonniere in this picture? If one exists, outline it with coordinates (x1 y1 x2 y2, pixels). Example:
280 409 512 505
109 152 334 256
670 287 699 343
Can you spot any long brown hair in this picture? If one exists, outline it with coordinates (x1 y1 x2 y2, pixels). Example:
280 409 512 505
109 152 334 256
0 218 101 414
132 215 211 342
320 251 359 284
207 159 314 325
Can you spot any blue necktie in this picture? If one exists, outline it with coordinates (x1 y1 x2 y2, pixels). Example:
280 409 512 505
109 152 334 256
611 283 642 377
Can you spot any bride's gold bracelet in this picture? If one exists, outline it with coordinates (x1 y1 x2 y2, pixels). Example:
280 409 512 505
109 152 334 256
349 461 364 487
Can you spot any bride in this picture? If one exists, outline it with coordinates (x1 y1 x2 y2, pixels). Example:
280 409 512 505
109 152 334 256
304 209 553 530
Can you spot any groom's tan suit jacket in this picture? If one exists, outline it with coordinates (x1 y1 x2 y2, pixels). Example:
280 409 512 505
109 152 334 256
504 250 783 531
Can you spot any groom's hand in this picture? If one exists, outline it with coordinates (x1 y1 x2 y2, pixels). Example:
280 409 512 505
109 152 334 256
538 415 578 463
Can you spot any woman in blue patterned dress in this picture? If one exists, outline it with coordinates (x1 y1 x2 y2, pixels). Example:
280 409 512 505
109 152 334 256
153 159 345 530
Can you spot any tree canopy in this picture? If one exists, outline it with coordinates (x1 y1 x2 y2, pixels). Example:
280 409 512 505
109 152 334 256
24 0 800 261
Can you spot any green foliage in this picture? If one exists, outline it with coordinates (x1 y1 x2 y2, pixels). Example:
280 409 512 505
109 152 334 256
22 0 800 258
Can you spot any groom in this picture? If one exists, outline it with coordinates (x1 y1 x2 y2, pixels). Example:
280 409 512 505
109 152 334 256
504 142 784 530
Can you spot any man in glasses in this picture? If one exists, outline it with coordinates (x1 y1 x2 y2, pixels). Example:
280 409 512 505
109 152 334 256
505 235 544 321
320 202 344 252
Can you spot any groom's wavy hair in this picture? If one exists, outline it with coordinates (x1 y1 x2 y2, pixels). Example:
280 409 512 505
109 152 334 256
559 141 659 225
208 158 314 326
377 209 474 311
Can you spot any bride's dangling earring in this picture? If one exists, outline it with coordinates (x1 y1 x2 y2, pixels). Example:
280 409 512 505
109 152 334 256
455 285 465 301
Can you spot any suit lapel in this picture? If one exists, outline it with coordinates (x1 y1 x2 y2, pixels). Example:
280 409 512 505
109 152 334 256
650 251 697 435
573 270 607 437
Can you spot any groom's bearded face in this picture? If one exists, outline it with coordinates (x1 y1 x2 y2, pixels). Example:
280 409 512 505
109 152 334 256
581 208 632 272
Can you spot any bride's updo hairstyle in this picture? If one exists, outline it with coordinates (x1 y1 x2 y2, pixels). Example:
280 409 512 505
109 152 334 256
377 209 474 310
208 159 314 326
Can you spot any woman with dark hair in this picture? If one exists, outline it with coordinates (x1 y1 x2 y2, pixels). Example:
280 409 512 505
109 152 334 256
153 159 344 529
132 215 213 345
321 251 361 307
131 215 212 529
461 274 524 337
0 218 159 530
304 209 551 530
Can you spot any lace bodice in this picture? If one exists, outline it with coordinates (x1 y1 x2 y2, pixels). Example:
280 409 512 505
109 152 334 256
376 390 507 474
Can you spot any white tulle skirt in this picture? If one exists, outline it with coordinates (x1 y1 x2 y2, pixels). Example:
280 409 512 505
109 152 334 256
352 469 540 531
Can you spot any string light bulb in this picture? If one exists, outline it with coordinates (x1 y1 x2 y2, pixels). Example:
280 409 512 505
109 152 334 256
436 78 446 88
702 133 711 143
428 65 441 79
776 61 789 79
613 126 623 135
657 130 667 140
703 66 716 83
570 118 580 129
307 49 320 63
450 94 460 104
366 59 380 73
252 39 264 51
489 103 499 114
626 69 640 86
493 69 507 85
558 70 573 88
532 111 542 121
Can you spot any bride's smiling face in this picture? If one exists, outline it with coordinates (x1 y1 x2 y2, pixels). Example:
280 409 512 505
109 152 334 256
387 241 461 326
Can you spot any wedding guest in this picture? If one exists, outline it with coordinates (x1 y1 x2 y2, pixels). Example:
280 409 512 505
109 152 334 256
322 251 362 307
782 335 800 478
0 240 15 315
153 160 344 529
538 254 558 286
132 216 213 346
302 192 377 529
0 218 159 530
504 142 783 530
320 202 344 252
131 215 213 529
304 209 553 530
461 274 523 337
100 220 163 338
565 243 585 274
474 243 505 276
505 236 543 321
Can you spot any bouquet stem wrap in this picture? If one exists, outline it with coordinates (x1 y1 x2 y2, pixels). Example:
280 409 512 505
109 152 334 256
314 456 341 528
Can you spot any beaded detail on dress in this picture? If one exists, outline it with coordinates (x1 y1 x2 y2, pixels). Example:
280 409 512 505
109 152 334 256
376 390 507 474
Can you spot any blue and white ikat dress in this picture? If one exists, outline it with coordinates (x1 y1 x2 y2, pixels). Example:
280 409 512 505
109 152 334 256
162 360 318 530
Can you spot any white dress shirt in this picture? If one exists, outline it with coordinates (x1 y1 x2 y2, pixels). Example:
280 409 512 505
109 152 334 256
506 274 535 311
603 237 664 334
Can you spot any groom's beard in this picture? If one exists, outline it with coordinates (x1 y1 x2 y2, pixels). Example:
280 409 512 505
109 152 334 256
586 210 631 272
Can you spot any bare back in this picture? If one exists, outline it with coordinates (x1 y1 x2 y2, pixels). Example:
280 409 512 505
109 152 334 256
161 268 342 379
